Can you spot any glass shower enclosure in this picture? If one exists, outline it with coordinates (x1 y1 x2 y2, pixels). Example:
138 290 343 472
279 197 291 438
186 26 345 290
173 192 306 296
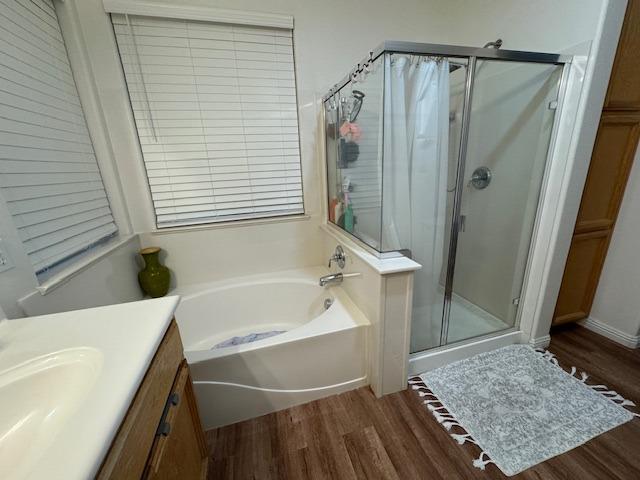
323 41 569 353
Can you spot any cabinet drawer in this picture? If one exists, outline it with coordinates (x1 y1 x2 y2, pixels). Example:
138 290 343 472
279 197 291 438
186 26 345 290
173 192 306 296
145 361 208 480
98 320 183 480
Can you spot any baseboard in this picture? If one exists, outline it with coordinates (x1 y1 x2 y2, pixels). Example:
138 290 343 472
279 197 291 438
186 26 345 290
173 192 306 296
579 317 640 349
529 334 551 349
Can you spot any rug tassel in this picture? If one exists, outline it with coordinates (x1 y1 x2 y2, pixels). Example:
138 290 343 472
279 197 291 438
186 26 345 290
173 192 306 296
599 389 621 398
450 433 478 446
442 420 461 430
549 352 640 414
433 411 455 423
589 384 609 390
472 451 494 470
573 369 640 417
428 405 449 413
416 390 436 397
537 349 560 366
413 387 436 396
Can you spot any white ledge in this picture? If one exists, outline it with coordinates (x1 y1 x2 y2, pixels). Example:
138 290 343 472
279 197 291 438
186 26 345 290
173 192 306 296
148 214 310 235
320 223 421 275
36 234 138 295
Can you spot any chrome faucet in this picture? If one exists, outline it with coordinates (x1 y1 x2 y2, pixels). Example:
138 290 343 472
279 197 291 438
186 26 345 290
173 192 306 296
319 273 343 287
328 245 346 269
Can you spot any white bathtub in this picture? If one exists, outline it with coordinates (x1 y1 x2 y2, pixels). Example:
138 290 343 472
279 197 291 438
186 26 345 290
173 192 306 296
174 267 370 429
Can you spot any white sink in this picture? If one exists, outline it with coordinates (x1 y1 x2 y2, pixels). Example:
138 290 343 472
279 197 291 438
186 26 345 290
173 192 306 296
0 348 103 479
0 296 179 479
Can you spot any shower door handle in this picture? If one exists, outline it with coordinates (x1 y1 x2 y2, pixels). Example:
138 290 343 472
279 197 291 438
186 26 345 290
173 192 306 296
459 215 466 233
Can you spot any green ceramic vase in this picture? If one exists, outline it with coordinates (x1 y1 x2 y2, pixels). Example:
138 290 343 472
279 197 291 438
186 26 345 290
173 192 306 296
138 247 170 298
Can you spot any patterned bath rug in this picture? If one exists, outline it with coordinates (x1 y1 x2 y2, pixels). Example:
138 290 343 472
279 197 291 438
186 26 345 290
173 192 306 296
410 344 639 476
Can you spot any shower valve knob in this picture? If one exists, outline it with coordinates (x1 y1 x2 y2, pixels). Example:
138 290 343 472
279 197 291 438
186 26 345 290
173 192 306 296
328 245 346 269
469 166 492 190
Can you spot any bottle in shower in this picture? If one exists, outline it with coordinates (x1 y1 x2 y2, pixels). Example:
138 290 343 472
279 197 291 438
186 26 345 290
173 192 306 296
344 192 354 233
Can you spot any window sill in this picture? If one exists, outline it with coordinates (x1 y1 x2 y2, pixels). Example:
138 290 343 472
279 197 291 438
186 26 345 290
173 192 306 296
148 214 311 235
36 234 138 295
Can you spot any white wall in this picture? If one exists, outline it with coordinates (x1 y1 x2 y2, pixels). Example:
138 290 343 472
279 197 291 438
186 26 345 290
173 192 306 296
69 0 610 292
0 0 618 328
0 0 145 319
0 191 35 318
139 219 321 288
432 1 605 52
68 0 464 288
18 237 144 317
0 151 143 318
0 194 143 317
588 143 640 343
520 1 626 345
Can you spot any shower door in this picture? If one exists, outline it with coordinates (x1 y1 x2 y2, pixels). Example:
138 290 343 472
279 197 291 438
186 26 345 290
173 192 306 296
319 42 568 355
441 59 564 345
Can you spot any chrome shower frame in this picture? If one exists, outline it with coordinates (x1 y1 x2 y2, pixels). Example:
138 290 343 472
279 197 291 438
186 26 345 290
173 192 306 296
322 40 572 351
321 41 571 102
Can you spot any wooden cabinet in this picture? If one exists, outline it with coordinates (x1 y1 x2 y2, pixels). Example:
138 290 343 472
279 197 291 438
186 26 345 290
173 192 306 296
575 113 640 233
604 0 640 110
553 0 640 325
145 362 208 480
553 230 610 324
97 320 207 479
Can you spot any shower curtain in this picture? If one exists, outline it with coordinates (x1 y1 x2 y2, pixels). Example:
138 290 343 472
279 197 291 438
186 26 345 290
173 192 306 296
382 55 450 351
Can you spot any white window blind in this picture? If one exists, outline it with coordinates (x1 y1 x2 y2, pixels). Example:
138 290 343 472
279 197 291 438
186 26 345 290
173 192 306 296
0 0 117 274
111 14 304 228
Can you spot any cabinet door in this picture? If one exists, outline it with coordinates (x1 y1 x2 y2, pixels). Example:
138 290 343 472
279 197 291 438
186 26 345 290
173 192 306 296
98 321 184 480
553 230 610 324
604 0 640 109
574 113 640 233
554 0 640 326
145 361 208 480
553 114 640 325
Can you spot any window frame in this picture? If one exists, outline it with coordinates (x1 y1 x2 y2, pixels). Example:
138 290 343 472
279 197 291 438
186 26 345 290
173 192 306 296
109 11 306 230
0 0 128 284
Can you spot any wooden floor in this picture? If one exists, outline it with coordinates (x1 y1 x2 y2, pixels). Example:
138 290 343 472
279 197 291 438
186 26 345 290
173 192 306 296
206 325 640 479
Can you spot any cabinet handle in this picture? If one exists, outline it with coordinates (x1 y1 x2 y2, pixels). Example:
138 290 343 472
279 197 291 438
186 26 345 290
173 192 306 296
156 392 180 437
146 361 190 475
157 421 171 437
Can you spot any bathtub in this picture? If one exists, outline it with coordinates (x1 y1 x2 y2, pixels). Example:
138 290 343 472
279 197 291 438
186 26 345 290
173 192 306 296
173 267 370 429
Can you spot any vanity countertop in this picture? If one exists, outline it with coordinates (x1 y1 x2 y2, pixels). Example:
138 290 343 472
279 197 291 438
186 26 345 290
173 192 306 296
0 296 180 480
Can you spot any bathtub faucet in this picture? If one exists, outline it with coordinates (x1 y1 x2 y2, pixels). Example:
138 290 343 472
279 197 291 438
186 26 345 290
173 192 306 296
319 273 343 287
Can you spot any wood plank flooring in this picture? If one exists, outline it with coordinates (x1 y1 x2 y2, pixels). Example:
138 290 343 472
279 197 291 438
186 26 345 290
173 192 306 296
206 325 640 479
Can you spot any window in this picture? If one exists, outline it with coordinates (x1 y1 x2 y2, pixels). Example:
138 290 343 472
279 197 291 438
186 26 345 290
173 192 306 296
111 14 304 228
0 0 117 276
